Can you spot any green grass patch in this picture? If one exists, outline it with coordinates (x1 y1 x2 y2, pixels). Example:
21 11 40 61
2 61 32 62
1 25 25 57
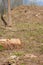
13 51 24 56
21 63 25 65
0 45 5 50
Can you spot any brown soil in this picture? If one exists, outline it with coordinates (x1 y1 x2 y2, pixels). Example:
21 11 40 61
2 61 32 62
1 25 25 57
0 5 43 65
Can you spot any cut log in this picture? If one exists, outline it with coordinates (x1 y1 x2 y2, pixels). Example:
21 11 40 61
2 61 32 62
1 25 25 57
0 39 21 49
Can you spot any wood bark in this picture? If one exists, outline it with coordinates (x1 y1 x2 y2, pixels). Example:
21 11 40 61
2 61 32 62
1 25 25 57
8 0 12 26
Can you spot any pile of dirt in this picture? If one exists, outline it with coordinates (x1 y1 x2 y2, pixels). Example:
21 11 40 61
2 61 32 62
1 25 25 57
3 5 43 25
